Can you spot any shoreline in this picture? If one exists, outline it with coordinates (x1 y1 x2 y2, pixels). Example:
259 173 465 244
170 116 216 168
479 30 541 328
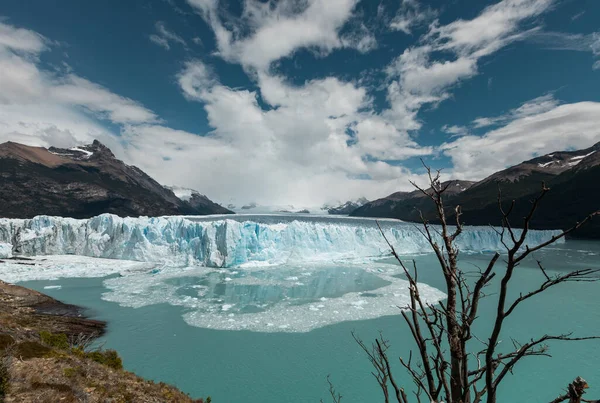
0 279 106 339
0 277 207 402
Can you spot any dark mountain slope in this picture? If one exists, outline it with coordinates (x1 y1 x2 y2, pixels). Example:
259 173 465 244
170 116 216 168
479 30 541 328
0 140 232 218
351 143 600 238
351 180 475 221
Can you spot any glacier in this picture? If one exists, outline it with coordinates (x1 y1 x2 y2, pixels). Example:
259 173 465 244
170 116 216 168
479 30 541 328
0 214 567 332
0 214 564 268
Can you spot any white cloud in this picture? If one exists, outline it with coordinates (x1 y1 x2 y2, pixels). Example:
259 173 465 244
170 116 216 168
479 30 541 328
340 23 378 53
527 31 600 69
442 101 600 179
472 93 559 128
441 124 469 137
0 22 47 54
0 17 432 208
390 0 437 35
186 0 371 71
149 21 187 50
0 23 159 128
149 34 170 50
168 60 434 204
384 0 554 136
177 60 217 100
2 1 596 209
51 75 159 124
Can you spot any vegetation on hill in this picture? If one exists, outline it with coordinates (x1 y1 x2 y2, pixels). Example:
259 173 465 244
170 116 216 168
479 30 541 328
0 280 210 402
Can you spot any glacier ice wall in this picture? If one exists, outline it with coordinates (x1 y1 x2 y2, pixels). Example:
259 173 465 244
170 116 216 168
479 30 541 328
0 214 564 267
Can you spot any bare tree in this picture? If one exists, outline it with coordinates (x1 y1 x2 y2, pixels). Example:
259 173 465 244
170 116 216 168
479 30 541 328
352 165 600 403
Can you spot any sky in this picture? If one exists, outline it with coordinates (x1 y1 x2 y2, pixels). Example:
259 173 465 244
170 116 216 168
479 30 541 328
0 0 599 208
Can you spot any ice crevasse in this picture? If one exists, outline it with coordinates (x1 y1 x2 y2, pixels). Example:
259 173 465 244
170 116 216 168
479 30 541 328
0 214 564 268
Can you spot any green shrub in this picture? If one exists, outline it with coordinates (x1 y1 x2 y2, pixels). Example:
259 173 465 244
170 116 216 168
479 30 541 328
86 349 123 370
63 367 78 378
14 341 51 360
39 331 69 350
70 346 85 358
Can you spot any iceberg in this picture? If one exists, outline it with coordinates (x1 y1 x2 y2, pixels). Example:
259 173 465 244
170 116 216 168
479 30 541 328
0 214 564 268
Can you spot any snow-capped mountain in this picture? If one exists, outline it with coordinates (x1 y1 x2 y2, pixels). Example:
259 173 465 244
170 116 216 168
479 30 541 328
352 142 600 238
165 186 233 215
0 140 231 218
323 197 370 215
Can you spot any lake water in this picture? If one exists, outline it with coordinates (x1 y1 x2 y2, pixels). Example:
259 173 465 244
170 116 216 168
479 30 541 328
2 214 600 402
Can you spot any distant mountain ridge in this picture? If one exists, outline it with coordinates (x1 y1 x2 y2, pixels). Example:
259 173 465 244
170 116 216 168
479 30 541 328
323 197 370 215
165 186 233 215
0 140 232 218
351 142 600 238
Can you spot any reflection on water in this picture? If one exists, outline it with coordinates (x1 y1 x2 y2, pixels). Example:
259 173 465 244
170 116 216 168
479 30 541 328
102 262 446 332
168 266 391 313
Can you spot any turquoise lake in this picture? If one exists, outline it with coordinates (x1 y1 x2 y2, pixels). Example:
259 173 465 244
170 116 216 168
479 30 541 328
16 240 600 403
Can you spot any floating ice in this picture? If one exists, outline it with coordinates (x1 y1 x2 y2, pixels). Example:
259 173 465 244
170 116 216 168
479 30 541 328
101 262 447 333
0 255 156 283
0 214 564 268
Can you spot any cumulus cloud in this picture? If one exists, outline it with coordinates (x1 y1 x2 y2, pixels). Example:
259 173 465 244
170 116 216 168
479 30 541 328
2 0 597 208
442 100 600 179
168 60 433 204
0 20 430 206
385 0 554 131
186 0 374 71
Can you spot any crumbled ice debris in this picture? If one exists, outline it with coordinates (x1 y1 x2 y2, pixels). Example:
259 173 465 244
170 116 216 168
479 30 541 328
100 262 447 333
0 255 156 283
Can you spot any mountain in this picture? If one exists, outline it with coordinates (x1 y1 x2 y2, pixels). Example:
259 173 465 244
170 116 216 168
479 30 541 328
0 140 232 218
352 180 475 221
351 143 600 238
166 186 233 215
323 197 370 215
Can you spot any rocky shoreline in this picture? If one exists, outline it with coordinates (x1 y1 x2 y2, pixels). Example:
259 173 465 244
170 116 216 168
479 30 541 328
0 280 106 340
0 276 208 402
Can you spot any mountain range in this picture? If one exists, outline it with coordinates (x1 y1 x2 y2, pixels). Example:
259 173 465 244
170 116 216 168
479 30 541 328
322 198 370 215
351 142 600 238
0 140 232 218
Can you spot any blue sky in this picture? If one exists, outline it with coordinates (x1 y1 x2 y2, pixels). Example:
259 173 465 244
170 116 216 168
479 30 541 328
0 0 599 207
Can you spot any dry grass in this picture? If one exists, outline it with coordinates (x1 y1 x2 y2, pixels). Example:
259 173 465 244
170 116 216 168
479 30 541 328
5 354 202 403
0 281 209 402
